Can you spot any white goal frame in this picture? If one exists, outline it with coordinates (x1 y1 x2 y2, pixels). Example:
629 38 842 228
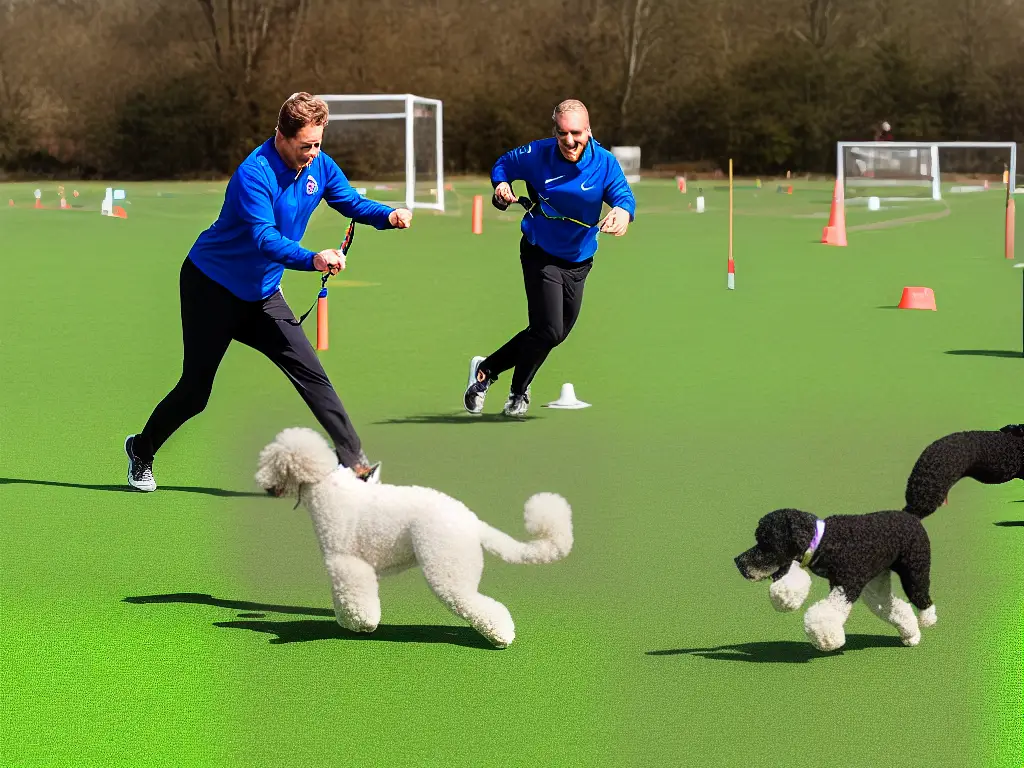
837 141 1018 200
315 93 445 212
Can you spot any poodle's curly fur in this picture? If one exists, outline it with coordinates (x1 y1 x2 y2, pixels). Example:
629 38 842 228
903 424 1024 518
735 508 937 652
254 426 574 648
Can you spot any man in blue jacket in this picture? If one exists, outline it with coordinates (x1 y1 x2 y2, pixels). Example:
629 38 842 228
125 92 411 492
463 99 636 417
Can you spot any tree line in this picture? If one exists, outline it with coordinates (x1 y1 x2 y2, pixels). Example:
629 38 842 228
1 0 1022 180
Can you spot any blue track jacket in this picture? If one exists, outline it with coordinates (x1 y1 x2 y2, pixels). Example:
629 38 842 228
490 137 636 262
188 138 395 301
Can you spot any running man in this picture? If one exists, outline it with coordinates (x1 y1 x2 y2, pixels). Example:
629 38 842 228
125 92 411 491
463 99 636 417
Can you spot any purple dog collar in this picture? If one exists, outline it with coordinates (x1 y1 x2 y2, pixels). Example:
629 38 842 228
800 519 826 569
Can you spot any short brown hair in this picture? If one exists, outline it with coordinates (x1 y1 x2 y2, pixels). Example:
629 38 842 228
277 92 329 138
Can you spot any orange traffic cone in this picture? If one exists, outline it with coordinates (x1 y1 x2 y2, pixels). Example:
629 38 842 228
822 179 847 246
897 286 937 311
112 205 127 219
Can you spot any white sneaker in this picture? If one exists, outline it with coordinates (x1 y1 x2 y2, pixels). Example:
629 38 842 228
124 435 157 492
463 355 494 414
502 389 530 417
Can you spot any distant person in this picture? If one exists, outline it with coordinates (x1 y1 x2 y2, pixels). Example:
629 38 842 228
462 99 636 417
876 121 894 142
124 92 412 492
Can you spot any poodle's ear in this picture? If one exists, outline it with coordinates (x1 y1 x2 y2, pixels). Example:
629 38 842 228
999 424 1024 437
780 508 817 550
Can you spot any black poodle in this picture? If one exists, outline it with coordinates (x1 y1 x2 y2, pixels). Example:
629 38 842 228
734 508 937 652
904 424 1024 518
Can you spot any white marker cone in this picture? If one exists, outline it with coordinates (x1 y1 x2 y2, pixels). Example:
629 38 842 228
545 382 591 409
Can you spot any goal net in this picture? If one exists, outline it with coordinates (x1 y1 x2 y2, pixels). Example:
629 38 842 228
315 94 445 212
837 141 1018 202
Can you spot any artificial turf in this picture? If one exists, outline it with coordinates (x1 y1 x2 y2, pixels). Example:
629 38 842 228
1 175 1021 767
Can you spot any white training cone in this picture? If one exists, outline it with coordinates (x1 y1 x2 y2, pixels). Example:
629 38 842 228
545 382 591 409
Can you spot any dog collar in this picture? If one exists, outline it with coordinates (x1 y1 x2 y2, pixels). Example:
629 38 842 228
800 519 826 569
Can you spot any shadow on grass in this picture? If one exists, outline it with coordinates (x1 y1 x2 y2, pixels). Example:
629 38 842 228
373 412 539 425
646 634 903 663
944 350 1023 359
994 520 1024 527
123 592 496 649
0 477 264 497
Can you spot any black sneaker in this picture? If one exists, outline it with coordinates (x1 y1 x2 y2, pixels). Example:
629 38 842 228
463 355 495 414
359 462 383 484
124 435 157 492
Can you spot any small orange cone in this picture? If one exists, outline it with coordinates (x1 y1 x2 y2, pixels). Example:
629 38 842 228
897 286 937 311
34 198 43 209
112 205 127 219
7 199 13 207
822 180 847 247
1006 196 1016 260
471 195 483 234
786 185 793 195
316 288 329 351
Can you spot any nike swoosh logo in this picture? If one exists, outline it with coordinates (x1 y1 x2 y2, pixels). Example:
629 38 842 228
545 175 565 184
581 182 595 191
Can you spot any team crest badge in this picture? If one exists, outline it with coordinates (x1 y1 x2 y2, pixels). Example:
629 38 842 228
305 175 318 195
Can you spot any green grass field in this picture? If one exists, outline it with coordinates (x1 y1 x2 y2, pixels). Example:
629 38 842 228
2 175 1022 767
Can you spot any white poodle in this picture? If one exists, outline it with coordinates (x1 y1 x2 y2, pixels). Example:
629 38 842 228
254 427 574 649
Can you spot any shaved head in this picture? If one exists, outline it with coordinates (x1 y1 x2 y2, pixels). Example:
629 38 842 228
551 99 591 163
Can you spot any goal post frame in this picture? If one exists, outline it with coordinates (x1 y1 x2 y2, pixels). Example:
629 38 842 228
315 93 445 212
837 141 1018 200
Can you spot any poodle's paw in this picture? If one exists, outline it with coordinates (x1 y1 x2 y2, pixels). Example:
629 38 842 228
804 603 847 652
336 613 379 634
901 630 922 647
769 563 811 613
489 632 515 649
919 604 938 628
807 625 846 652
479 615 516 649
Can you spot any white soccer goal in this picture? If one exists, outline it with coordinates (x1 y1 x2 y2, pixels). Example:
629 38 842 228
837 141 1018 202
611 145 641 183
315 93 445 212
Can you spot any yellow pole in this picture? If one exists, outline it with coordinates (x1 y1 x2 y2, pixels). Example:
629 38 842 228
729 158 734 261
728 158 735 289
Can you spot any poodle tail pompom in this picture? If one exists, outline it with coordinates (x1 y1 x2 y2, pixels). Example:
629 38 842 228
479 492 573 565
